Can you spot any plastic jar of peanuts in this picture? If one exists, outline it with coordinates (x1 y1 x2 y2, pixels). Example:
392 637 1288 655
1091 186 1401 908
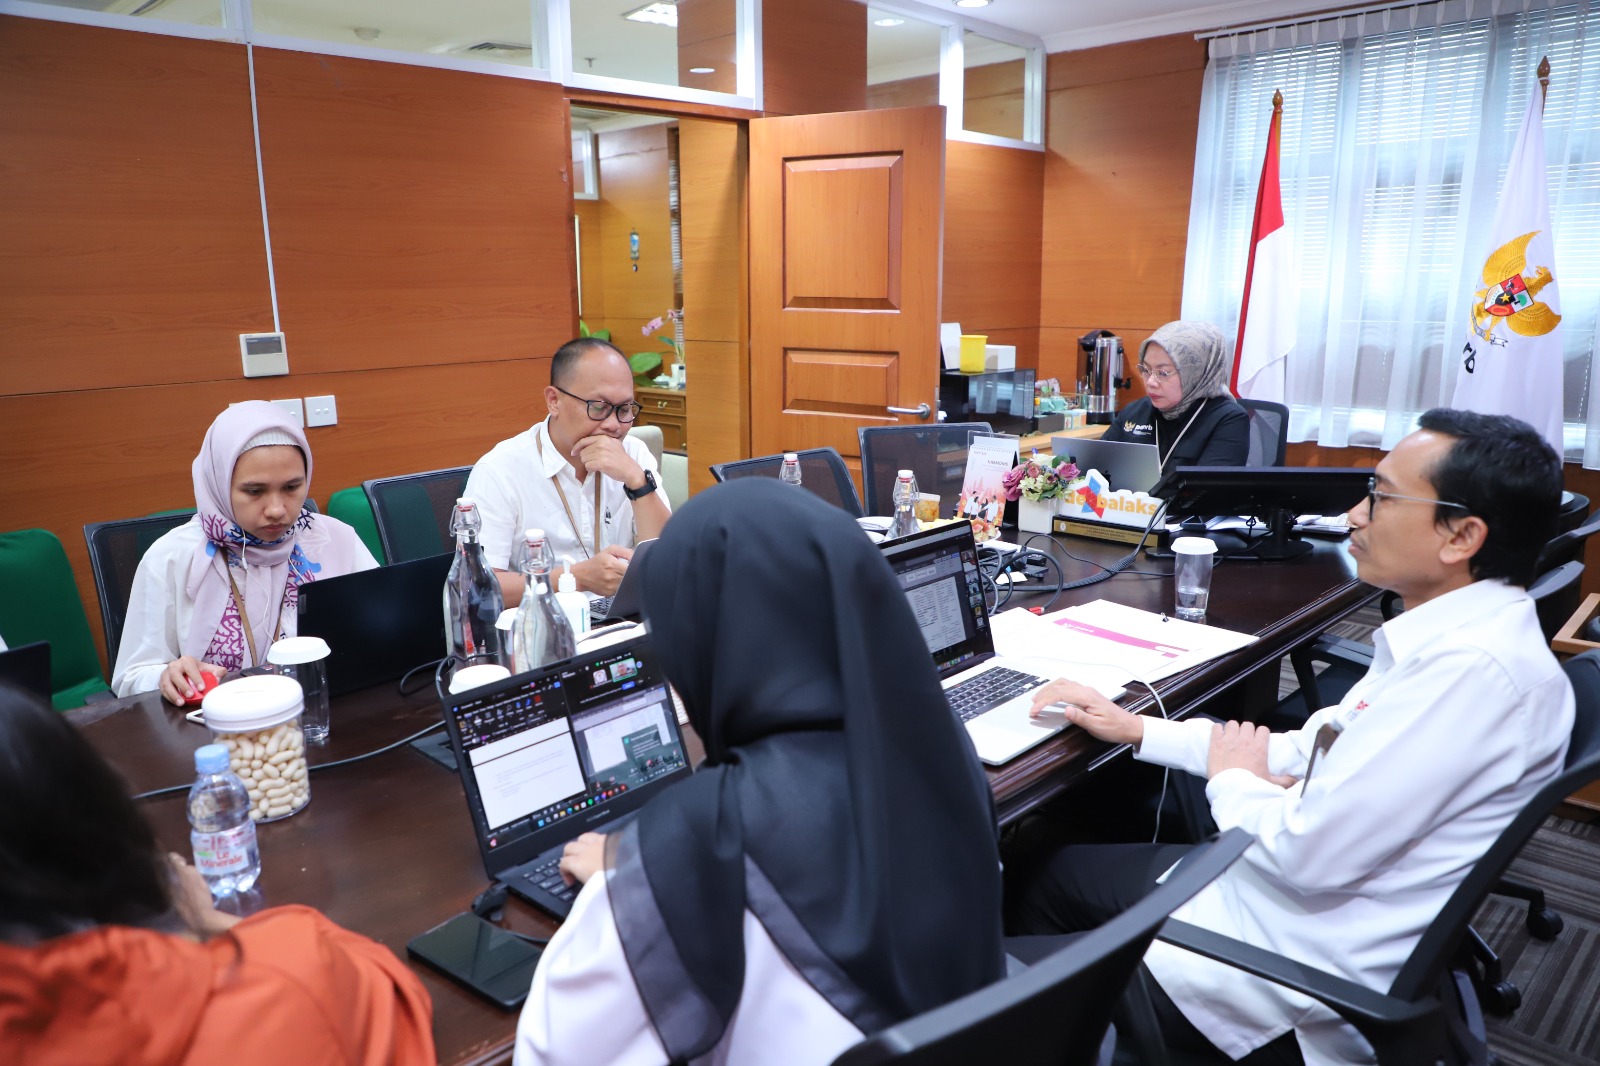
201 674 310 822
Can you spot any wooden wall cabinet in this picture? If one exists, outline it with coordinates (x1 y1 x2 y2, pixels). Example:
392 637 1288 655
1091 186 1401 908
636 386 689 452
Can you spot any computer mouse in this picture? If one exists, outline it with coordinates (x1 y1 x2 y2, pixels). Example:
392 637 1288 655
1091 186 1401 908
182 671 220 708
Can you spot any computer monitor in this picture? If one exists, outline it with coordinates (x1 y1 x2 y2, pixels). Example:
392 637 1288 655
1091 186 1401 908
1149 466 1371 560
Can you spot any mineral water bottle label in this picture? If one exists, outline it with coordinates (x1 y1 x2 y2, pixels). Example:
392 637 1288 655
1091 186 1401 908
193 823 257 877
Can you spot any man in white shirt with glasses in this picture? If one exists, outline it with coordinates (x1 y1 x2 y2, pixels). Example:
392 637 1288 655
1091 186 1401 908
467 338 671 604
1009 408 1572 1066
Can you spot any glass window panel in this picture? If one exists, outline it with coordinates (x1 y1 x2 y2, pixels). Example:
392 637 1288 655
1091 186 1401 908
252 0 548 70
572 0 739 95
866 7 942 111
29 0 224 27
963 30 1027 140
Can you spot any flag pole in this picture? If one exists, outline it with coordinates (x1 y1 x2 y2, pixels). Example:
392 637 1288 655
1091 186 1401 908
1231 89 1284 395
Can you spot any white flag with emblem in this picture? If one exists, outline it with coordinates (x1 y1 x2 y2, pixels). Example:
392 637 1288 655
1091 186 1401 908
1452 71 1564 456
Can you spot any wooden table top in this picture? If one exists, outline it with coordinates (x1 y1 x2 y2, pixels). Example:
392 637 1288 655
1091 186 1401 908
68 530 1371 1065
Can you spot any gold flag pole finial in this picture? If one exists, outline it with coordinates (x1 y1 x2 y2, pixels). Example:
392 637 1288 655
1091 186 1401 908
1272 89 1283 109
1538 56 1551 104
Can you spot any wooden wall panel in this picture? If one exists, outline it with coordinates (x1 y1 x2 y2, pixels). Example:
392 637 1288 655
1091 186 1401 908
762 0 866 116
1039 35 1207 401
679 120 749 493
945 140 1044 371
0 17 271 396
0 362 548 669
589 124 675 364
253 49 575 374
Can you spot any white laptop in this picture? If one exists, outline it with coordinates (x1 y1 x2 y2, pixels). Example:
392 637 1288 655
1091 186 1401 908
880 522 1126 766
1051 437 1163 493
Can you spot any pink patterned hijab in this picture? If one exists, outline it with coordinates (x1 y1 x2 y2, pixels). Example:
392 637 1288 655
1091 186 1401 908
184 402 355 671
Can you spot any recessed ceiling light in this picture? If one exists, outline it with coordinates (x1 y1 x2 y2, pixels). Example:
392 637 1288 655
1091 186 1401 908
623 2 677 28
954 0 992 7
689 66 716 74
874 17 906 26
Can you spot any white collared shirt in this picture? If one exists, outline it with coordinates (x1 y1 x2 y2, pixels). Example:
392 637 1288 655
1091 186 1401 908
465 418 669 573
514 872 863 1066
1134 579 1572 1065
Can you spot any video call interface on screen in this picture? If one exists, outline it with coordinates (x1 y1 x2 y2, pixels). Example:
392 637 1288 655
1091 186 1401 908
449 648 687 852
888 536 990 674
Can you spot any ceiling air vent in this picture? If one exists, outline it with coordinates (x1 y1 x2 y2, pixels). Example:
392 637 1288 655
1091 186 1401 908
453 41 535 58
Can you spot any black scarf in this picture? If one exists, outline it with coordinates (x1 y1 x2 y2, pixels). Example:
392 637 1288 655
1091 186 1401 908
606 478 1005 1060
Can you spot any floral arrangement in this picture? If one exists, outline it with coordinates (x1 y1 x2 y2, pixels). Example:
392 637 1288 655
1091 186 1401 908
1001 455 1081 503
641 308 684 364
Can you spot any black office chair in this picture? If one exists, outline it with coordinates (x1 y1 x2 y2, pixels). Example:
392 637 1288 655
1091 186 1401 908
1159 648 1600 1065
1537 507 1600 571
857 422 993 518
83 512 198 665
709 448 864 517
1236 399 1289 467
829 829 1254 1066
1556 492 1590 535
363 466 473 564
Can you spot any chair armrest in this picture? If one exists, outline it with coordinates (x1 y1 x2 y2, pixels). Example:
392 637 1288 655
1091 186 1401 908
1309 633 1376 670
1158 920 1449 1065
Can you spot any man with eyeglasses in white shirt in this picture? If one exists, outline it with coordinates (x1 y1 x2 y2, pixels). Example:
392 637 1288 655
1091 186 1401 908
1008 408 1573 1066
466 338 671 604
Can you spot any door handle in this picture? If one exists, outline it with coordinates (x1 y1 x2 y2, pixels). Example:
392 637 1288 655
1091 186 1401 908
886 402 932 419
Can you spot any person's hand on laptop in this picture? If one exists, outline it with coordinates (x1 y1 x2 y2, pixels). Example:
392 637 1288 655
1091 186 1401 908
571 546 633 597
1028 679 1143 749
559 832 607 887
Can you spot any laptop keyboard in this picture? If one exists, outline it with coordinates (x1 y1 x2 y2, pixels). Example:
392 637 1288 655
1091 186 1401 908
946 667 1049 722
588 596 613 623
523 857 578 904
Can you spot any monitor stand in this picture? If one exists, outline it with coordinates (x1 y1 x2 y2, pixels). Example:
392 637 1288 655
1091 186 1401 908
1147 511 1313 561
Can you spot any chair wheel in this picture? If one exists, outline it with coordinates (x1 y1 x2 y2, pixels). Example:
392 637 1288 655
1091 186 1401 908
1483 981 1522 1016
1526 908 1563 940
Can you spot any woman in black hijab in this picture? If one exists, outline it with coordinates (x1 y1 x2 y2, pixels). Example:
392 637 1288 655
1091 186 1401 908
514 478 1005 1066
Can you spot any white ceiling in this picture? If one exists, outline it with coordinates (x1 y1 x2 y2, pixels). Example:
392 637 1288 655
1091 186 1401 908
931 0 1368 53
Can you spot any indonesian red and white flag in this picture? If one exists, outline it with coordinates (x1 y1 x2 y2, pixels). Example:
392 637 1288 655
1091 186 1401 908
1452 66 1564 457
1232 91 1296 404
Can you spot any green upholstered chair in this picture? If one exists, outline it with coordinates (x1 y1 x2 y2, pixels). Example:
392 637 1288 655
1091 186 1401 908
0 529 112 710
83 512 197 667
327 486 386 565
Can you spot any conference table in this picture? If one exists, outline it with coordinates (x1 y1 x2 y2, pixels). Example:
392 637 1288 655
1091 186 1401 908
67 531 1372 1066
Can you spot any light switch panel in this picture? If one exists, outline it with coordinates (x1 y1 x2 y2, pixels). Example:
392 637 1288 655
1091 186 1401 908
305 395 337 428
271 398 304 427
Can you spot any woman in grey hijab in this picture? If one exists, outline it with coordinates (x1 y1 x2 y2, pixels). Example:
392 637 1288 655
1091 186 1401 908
1100 321 1250 471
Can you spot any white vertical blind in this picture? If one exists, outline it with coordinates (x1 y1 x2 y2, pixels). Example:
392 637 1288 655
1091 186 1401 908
1184 0 1600 462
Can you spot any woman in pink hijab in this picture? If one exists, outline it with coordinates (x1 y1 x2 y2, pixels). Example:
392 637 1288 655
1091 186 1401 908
112 402 378 702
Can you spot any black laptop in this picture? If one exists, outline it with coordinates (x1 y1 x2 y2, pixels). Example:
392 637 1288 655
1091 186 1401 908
297 554 452 696
441 635 691 919
587 537 656 624
0 641 52 703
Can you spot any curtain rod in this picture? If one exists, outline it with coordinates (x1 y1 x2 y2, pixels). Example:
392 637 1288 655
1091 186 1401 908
1196 0 1468 41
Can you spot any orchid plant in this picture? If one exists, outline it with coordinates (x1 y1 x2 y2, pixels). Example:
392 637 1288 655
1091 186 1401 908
634 308 684 385
1001 455 1081 503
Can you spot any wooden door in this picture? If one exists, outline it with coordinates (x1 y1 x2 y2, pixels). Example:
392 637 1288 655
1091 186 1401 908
748 106 945 473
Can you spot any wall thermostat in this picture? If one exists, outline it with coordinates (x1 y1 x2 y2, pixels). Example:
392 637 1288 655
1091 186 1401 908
240 332 289 377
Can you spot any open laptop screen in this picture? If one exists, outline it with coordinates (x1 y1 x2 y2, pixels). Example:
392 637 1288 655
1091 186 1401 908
879 523 996 678
447 640 687 863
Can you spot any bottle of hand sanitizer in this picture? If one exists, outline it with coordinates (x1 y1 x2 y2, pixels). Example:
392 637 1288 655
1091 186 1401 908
555 556 591 638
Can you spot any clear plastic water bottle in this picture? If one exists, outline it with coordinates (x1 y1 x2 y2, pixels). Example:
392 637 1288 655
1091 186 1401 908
780 453 803 487
444 498 508 668
513 529 577 673
890 468 920 539
188 743 261 899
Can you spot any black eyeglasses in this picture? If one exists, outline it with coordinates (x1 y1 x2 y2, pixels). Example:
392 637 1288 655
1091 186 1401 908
1366 476 1469 519
555 386 643 423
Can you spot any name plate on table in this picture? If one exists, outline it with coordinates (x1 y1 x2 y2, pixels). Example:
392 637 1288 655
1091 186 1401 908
1052 468 1163 543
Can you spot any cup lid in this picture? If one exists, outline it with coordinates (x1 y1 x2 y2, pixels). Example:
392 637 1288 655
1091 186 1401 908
1171 536 1219 555
202 674 304 731
450 664 511 695
266 636 330 665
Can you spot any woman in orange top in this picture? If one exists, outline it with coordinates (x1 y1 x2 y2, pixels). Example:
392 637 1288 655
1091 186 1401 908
0 683 435 1066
